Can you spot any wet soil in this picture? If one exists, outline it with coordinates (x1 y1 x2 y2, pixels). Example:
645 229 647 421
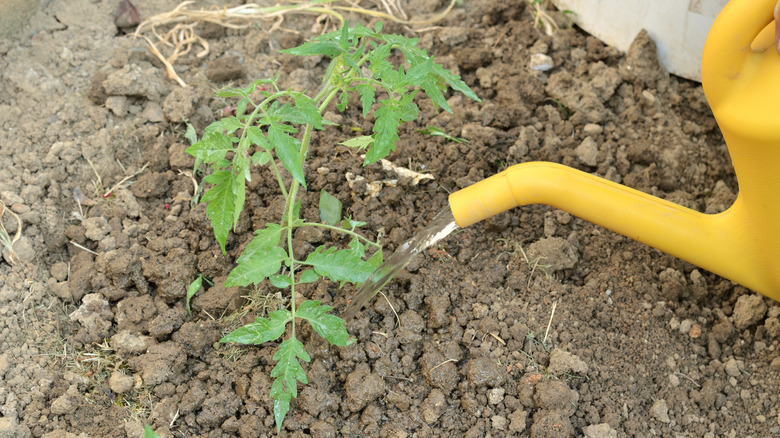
1 0 779 437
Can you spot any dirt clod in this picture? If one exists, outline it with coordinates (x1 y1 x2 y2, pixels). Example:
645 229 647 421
344 364 384 412
732 294 768 330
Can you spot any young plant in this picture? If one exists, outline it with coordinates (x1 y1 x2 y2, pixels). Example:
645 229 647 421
186 22 479 432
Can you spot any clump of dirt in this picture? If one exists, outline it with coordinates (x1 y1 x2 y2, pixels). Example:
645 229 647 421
1 0 780 437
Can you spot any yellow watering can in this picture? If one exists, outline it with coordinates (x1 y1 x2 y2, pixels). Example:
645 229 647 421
449 0 780 301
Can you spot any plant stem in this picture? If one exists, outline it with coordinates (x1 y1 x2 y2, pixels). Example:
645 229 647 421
299 222 381 248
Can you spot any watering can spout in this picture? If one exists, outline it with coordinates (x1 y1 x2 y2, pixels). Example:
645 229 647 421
449 0 780 301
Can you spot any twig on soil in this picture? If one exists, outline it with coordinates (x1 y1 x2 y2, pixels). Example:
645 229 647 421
69 241 98 256
379 291 400 328
85 156 105 192
528 0 559 36
542 300 558 346
674 372 701 388
487 332 506 346
143 36 189 87
103 162 149 198
429 358 456 373
0 199 22 266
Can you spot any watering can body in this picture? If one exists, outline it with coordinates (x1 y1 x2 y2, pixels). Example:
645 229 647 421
449 0 780 301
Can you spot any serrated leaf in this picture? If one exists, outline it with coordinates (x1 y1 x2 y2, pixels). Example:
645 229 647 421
296 300 354 346
201 170 240 253
252 151 272 166
237 224 284 261
319 190 342 226
356 83 375 118
299 269 320 284
186 131 234 163
215 88 244 98
345 217 367 229
347 237 365 259
280 41 343 57
406 56 434 87
269 338 310 432
184 123 198 145
365 99 401 164
339 21 350 50
236 98 248 117
232 166 246 228
269 121 305 187
368 249 383 267
226 246 287 287
336 91 348 112
339 136 374 150
246 126 270 151
432 63 481 102
220 309 292 344
270 274 292 289
185 275 203 316
219 116 243 134
293 94 323 129
304 246 376 284
420 72 451 112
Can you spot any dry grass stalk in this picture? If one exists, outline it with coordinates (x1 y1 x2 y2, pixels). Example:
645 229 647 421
134 0 457 86
0 199 22 265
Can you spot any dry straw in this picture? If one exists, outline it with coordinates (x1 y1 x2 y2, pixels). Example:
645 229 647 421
133 0 457 86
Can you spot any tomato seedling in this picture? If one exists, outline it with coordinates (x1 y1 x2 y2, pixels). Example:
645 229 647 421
186 22 479 432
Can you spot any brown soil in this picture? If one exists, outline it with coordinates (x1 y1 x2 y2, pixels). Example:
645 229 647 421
1 1 779 437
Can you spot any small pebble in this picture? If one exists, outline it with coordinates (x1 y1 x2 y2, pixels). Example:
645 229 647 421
488 388 505 405
650 399 670 423
529 53 554 71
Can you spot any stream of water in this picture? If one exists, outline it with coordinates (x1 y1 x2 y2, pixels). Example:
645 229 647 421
343 207 460 319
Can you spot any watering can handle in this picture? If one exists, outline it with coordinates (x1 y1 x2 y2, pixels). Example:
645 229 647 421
702 0 777 108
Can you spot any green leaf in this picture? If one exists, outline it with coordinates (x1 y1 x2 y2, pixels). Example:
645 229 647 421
419 71 451 112
200 170 241 253
144 424 162 438
252 151 272 166
269 121 305 187
221 309 292 344
228 225 287 286
280 41 343 57
184 123 197 145
368 249 383 267
186 131 234 163
238 224 284 260
365 99 401 164
319 190 342 226
406 55 434 87
347 237 366 259
299 269 320 284
345 217 367 229
432 63 481 102
356 83 375 119
304 246 376 284
296 300 354 346
185 275 203 316
336 91 349 112
232 166 247 228
270 274 292 289
339 20 350 50
246 126 270 151
270 338 310 433
227 245 287 287
293 94 323 129
236 97 248 117
340 136 374 151
215 87 244 98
